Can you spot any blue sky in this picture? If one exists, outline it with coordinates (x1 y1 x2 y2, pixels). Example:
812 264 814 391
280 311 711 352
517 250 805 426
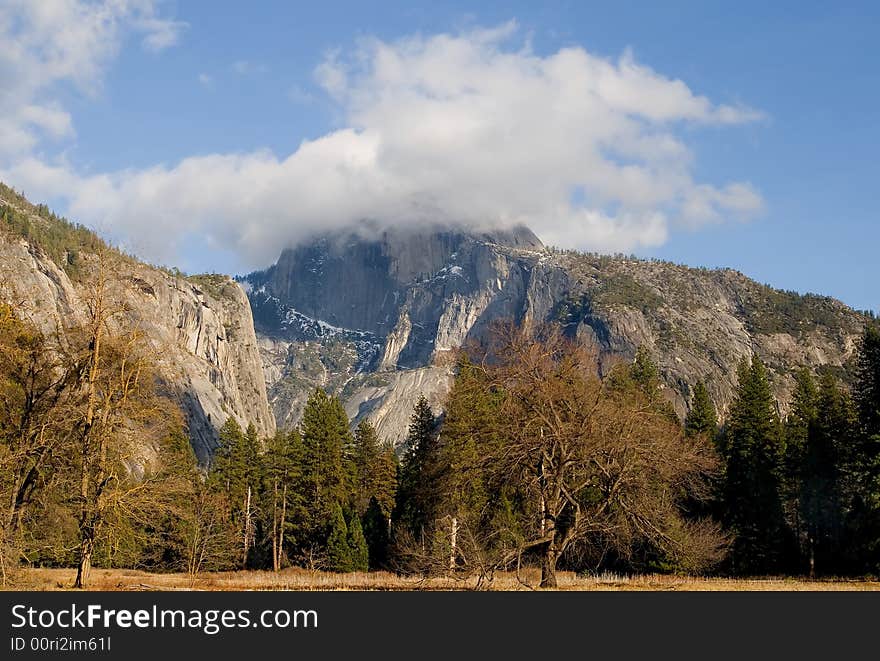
1 1 876 312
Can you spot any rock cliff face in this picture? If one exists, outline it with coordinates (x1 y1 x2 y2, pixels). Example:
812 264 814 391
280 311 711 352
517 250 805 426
0 189 274 461
244 227 867 446
3 181 867 454
242 225 547 442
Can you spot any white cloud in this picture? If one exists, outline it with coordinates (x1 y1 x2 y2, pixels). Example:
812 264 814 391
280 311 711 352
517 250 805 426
137 15 187 52
0 0 184 157
20 103 74 138
681 183 764 227
0 20 764 271
198 72 213 87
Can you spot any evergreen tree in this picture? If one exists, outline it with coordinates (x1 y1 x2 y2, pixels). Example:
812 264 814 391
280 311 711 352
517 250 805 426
326 503 351 572
685 382 718 439
352 419 397 516
261 429 305 571
433 356 507 569
799 374 856 575
346 509 369 572
374 446 398 519
782 369 819 566
210 418 257 498
847 324 880 572
786 370 820 466
631 345 661 392
299 389 355 557
721 357 788 574
855 324 880 438
363 497 391 570
245 423 260 456
626 345 679 422
394 396 439 545
208 417 260 567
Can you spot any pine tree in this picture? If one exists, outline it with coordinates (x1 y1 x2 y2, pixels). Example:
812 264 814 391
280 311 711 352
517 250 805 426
433 356 505 569
852 324 880 491
786 370 820 464
208 417 260 567
782 369 819 566
685 381 718 439
799 374 856 576
721 356 788 574
631 345 659 387
346 510 369 572
299 388 355 557
627 345 679 422
261 429 304 571
855 324 880 438
245 422 260 455
363 497 391 570
847 324 880 572
374 446 398 519
352 419 396 516
211 418 257 500
326 503 351 572
394 396 439 545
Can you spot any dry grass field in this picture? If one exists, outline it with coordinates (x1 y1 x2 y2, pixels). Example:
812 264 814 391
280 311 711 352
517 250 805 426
8 567 880 591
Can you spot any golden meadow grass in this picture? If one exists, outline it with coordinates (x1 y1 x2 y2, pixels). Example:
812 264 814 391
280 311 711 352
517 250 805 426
11 568 880 591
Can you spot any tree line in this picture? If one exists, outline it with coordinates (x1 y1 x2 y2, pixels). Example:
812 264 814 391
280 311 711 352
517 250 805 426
2 255 879 586
716 323 880 577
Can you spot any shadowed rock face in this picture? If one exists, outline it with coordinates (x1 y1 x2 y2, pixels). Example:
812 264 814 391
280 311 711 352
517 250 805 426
248 224 542 336
245 225 868 447
242 224 549 442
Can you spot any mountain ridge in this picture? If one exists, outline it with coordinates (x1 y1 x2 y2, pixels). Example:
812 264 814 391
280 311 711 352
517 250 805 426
0 182 869 453
243 225 868 445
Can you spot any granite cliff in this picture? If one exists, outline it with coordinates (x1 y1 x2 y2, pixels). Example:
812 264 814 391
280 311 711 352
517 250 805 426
0 185 274 461
242 225 867 446
2 180 867 454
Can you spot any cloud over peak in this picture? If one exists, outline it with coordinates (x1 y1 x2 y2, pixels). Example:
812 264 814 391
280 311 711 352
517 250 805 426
1 17 763 271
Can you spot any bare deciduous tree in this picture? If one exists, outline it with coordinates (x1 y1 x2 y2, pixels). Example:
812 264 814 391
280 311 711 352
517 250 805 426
68 253 171 588
0 302 78 585
439 323 727 587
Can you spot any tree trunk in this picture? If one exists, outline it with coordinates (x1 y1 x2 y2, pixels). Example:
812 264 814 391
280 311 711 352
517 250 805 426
271 482 279 572
277 484 287 571
540 540 558 588
74 528 94 589
539 495 546 536
242 486 252 568
6 468 30 534
188 528 200 578
808 536 816 579
449 516 458 570
271 482 287 572
538 453 558 588
75 265 104 591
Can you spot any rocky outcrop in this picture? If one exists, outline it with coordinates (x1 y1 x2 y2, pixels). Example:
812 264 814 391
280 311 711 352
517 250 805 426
343 367 455 445
552 253 865 418
0 192 274 462
245 228 867 447
243 225 551 443
4 181 865 453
